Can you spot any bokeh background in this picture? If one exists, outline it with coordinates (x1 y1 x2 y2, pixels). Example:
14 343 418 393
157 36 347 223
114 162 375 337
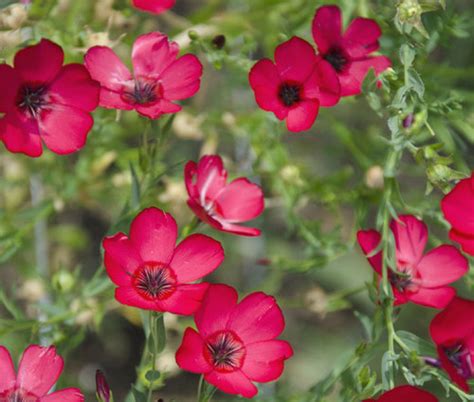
1 0 474 401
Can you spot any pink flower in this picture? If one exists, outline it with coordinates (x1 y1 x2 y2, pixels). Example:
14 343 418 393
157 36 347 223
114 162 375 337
441 172 474 256
430 297 474 392
0 39 100 157
0 344 84 401
363 385 438 402
357 215 468 308
249 36 340 132
175 284 293 398
132 0 175 14
312 5 391 97
84 32 202 119
184 155 265 237
102 207 224 315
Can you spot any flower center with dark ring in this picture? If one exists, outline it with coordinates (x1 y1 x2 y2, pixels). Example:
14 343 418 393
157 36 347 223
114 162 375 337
132 263 177 300
204 331 246 373
278 83 301 107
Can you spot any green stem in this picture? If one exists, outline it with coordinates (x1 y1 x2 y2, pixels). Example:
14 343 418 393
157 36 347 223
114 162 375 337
197 376 216 402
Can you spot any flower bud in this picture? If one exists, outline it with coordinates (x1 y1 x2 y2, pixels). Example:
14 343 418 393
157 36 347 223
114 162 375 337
96 370 112 402
365 165 384 190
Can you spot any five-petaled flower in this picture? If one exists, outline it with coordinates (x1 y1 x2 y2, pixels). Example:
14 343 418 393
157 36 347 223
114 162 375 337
85 32 202 119
175 284 293 398
441 171 474 256
0 39 100 157
357 215 468 308
249 36 341 132
102 207 224 315
312 5 391 96
430 297 474 392
363 385 438 402
0 344 84 401
184 155 265 236
132 0 175 14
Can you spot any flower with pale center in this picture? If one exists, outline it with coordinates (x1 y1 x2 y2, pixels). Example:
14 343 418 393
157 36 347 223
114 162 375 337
0 345 84 402
102 207 224 315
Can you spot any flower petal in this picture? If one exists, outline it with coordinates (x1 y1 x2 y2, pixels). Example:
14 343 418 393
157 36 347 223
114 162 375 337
339 56 391 97
195 284 238 338
170 234 224 282
215 178 264 222
204 370 258 398
242 340 293 382
311 5 342 54
417 245 468 287
218 221 261 237
286 100 319 132
407 286 455 309
39 388 84 402
17 345 64 397
356 229 383 274
390 215 427 267
437 346 469 392
103 233 142 286
275 37 317 82
0 113 43 157
0 64 21 113
48 64 100 112
14 39 64 83
0 346 15 393
135 100 181 119
248 59 287 119
175 327 212 373
227 292 285 343
430 297 474 345
84 46 132 92
132 0 175 14
343 17 382 58
115 286 159 310
155 283 209 315
161 54 203 100
304 58 341 107
449 229 474 256
38 104 94 155
441 175 474 236
131 32 178 78
129 207 177 264
375 385 438 402
195 155 228 202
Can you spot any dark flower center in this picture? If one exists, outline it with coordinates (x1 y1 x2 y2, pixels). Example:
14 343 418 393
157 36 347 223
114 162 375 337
0 389 39 402
444 343 473 379
123 80 160 105
389 270 413 292
324 47 348 73
278 83 301 107
204 331 245 373
132 263 177 300
17 85 47 117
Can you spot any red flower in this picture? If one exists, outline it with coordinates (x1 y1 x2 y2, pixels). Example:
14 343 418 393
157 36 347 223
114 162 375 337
430 297 474 392
249 36 340 132
175 284 293 398
441 172 474 256
184 155 265 237
132 0 175 14
357 215 468 308
0 344 84 401
0 39 99 157
363 385 438 402
102 207 224 315
85 32 202 119
312 5 391 97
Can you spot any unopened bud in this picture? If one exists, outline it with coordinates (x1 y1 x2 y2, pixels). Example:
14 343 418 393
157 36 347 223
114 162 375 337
365 165 384 190
402 113 414 128
96 370 112 402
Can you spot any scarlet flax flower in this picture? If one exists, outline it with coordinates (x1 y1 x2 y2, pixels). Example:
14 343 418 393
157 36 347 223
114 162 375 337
176 284 293 398
132 0 175 14
0 344 84 401
0 39 100 157
312 5 391 96
441 171 474 256
102 207 224 315
184 155 265 236
430 297 474 392
357 215 468 308
85 32 202 119
363 385 438 402
249 36 340 132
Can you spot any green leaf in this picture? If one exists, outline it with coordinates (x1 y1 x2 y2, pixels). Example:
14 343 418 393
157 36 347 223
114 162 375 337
396 330 437 356
131 387 147 402
399 44 416 68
